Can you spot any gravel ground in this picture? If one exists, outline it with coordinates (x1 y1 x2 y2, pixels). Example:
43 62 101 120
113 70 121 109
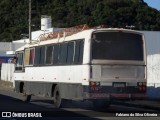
0 80 13 90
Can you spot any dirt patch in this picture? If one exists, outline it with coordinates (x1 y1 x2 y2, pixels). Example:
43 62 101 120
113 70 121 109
0 80 13 90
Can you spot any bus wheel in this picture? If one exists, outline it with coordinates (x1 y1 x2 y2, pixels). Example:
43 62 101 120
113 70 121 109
92 99 110 109
22 85 31 102
53 85 65 108
23 94 32 102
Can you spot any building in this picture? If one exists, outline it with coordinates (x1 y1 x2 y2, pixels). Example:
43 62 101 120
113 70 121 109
141 31 160 99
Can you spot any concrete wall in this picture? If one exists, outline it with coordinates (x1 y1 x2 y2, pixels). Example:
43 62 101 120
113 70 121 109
141 31 160 99
1 63 15 82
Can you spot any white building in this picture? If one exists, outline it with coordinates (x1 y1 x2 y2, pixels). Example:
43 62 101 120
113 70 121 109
141 31 160 99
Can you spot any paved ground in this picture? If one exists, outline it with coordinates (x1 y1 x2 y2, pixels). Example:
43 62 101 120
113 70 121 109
114 99 160 111
0 89 159 120
1 80 159 112
0 80 160 110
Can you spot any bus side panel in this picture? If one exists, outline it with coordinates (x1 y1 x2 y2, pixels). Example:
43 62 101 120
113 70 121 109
14 80 53 97
59 83 83 100
14 80 86 100
14 65 90 100
14 81 21 93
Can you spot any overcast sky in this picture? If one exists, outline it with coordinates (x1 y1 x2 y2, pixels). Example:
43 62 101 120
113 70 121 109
144 0 160 10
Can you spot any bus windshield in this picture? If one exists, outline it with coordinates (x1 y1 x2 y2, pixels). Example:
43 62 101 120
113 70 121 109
92 31 144 61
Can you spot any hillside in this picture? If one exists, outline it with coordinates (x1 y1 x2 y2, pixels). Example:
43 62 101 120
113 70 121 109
0 0 160 42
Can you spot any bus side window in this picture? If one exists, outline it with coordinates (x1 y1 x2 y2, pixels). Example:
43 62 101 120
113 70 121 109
29 48 35 65
67 42 74 64
59 43 68 64
45 45 53 65
74 40 84 64
24 49 30 66
53 44 59 65
40 46 45 65
34 47 41 66
15 52 23 71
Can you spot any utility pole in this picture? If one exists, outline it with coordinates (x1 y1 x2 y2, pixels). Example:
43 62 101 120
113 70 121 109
29 0 32 43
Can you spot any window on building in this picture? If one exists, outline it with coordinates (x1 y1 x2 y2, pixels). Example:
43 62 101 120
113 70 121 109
24 48 35 66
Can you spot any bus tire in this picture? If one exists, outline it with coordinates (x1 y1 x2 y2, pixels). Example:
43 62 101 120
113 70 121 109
92 99 110 109
53 85 65 108
21 83 31 102
23 94 32 102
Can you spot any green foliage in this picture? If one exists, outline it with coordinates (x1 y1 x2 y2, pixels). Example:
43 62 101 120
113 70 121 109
0 0 160 42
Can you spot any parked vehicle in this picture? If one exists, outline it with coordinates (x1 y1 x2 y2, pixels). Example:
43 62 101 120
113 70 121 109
13 26 147 108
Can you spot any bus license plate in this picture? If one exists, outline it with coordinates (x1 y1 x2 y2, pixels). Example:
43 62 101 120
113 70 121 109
113 82 125 87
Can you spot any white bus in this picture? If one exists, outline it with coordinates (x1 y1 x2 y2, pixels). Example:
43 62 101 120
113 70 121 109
14 28 147 108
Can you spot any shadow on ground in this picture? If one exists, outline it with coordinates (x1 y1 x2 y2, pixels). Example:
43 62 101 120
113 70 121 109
0 93 101 119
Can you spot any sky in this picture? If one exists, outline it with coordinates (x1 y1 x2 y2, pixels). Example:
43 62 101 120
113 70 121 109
144 0 160 10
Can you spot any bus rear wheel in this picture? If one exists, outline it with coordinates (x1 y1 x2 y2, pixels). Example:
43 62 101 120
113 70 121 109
53 85 65 108
23 94 32 102
20 83 31 102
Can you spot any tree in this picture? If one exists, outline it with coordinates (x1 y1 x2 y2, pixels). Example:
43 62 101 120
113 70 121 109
0 0 160 42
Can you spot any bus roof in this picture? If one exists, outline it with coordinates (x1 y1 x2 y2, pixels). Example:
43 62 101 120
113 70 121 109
16 27 143 52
